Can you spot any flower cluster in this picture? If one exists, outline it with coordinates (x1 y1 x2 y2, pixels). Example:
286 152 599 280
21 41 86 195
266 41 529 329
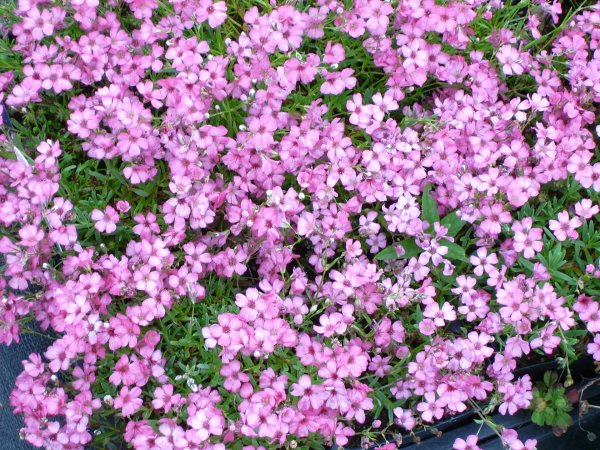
1 1 600 450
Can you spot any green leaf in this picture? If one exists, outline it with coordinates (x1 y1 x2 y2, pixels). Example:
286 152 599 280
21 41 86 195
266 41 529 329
441 239 469 263
441 210 466 237
398 238 421 259
531 410 545 426
421 185 440 226
519 257 534 271
544 371 552 387
556 411 573 428
132 188 151 198
374 245 397 261
549 269 574 284
375 238 421 261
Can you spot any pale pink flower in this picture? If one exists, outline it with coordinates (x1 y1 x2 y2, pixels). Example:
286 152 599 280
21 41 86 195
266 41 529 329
91 206 119 233
549 211 581 241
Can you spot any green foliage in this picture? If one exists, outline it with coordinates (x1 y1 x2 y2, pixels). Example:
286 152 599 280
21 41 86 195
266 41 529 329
421 184 439 226
530 371 573 429
375 238 420 261
440 210 466 237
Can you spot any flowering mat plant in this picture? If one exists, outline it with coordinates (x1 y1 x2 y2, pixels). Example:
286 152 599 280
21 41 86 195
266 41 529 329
1 0 600 449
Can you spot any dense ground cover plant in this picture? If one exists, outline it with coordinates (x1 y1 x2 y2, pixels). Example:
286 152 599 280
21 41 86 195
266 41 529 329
1 0 600 449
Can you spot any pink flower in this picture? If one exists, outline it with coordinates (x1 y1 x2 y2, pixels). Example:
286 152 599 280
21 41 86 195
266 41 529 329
574 199 599 219
320 68 357 95
22 353 44 377
247 115 277 150
497 45 524 75
479 202 512 235
116 200 131 213
393 407 416 430
506 177 539 207
587 334 600 361
195 0 227 28
109 354 133 386
314 312 348 337
453 434 481 450
338 344 369 377
424 302 456 327
323 41 346 64
35 140 61 167
189 408 225 441
530 324 561 355
22 8 55 41
470 247 498 276
152 384 181 413
498 377 532 415
512 218 543 259
375 444 397 450
418 318 437 336
334 422 355 446
417 392 444 422
45 340 74 373
291 374 324 410
18 225 44 247
346 93 373 127
371 92 399 121
549 210 581 242
577 300 600 333
91 206 119 233
368 355 392 377
220 360 250 393
71 0 99 8
114 386 143 417
501 428 537 450
526 93 549 112
400 39 429 71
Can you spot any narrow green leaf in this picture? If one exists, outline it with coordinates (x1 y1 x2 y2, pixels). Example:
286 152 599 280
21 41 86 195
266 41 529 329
132 188 151 198
519 257 534 271
549 269 574 284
